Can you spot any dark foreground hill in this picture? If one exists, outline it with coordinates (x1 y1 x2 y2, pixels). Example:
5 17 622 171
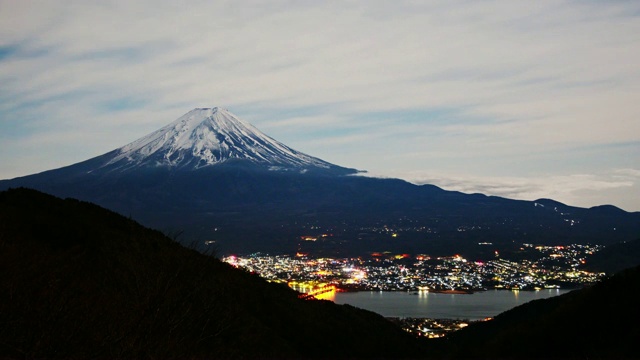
584 238 640 275
3 188 639 359
435 265 640 359
0 188 422 359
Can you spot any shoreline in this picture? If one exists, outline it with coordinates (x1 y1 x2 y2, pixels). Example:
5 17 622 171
336 287 580 294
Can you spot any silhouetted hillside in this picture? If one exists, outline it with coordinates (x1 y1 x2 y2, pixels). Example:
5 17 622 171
4 188 637 359
584 238 640 274
436 265 640 359
0 188 422 359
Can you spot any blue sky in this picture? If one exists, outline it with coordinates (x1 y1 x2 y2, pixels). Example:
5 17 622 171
1 1 639 211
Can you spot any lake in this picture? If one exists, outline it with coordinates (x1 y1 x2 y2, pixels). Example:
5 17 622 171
330 289 571 320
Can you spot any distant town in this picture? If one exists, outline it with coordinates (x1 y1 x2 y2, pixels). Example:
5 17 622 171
224 243 605 293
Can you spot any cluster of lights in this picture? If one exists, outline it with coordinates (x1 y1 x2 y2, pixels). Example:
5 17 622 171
391 317 492 338
223 243 605 294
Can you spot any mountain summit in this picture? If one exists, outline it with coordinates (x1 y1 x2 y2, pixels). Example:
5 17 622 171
97 107 357 175
1 107 639 256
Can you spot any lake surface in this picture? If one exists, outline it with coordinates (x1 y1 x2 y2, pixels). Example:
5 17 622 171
331 289 570 320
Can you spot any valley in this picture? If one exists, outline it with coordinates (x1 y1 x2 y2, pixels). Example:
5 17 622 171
1 107 639 359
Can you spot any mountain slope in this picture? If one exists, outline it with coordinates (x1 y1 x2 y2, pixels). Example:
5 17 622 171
4 188 637 359
437 265 640 358
97 107 357 174
584 238 640 274
1 108 639 256
0 188 422 359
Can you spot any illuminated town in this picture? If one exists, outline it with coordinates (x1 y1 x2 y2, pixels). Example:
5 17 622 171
224 243 606 337
224 243 605 293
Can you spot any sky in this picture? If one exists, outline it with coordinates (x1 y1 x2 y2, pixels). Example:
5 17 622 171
1 1 639 211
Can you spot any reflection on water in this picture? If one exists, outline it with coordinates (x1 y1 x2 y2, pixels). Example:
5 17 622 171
333 289 570 320
316 291 335 301
290 282 336 301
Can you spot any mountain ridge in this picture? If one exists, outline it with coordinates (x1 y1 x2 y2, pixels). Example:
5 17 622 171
1 107 639 255
2 188 638 358
0 187 422 359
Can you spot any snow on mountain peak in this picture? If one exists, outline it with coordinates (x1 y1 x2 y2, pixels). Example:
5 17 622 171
102 107 355 174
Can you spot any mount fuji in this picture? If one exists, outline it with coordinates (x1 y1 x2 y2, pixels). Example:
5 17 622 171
64 107 358 176
2 107 639 256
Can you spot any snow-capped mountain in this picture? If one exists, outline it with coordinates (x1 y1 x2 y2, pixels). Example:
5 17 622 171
100 107 356 175
2 106 639 256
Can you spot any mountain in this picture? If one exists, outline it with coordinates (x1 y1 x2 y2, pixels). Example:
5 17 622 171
3 188 637 359
0 188 422 359
2 107 639 256
86 107 358 175
584 238 640 274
